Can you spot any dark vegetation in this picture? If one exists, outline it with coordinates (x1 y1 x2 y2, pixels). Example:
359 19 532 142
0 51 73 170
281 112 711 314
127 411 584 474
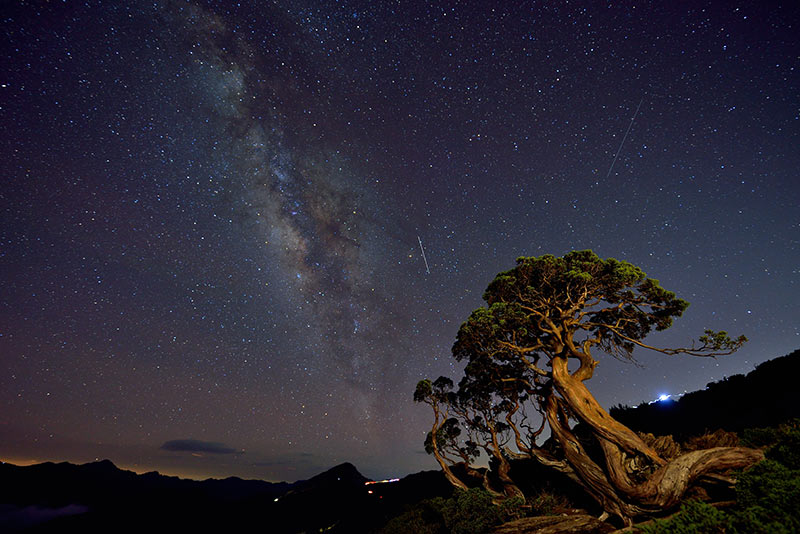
381 487 525 534
610 349 800 439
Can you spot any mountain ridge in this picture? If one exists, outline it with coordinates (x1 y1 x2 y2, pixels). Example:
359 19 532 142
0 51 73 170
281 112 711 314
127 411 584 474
0 457 449 533
610 348 800 438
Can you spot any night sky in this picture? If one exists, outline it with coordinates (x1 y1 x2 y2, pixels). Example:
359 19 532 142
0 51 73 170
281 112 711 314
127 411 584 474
2 1 798 482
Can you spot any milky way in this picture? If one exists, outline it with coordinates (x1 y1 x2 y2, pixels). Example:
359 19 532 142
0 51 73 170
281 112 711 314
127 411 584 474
178 3 397 384
1 1 798 481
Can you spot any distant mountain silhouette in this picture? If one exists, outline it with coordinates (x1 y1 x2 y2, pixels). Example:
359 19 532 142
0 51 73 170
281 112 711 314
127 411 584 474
610 348 800 439
0 458 292 532
0 458 452 533
0 457 291 505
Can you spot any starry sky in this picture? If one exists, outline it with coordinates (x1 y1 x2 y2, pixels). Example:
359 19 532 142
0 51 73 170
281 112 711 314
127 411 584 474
1 1 798 482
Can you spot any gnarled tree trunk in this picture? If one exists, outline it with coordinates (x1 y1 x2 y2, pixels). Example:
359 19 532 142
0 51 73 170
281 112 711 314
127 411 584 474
547 355 764 524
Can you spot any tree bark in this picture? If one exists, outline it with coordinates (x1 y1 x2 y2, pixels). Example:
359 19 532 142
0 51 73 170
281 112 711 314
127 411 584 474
495 453 525 500
437 454 469 491
617 445 763 509
485 421 526 500
551 356 664 466
545 355 764 523
429 407 470 491
545 393 638 523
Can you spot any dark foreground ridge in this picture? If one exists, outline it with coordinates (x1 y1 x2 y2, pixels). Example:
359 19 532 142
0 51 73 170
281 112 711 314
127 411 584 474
610 348 800 438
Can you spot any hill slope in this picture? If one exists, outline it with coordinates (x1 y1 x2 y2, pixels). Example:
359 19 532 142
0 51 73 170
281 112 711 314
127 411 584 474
610 349 800 438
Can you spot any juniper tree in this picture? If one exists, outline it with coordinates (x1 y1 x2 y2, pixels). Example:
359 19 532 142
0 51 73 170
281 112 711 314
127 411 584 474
416 250 761 524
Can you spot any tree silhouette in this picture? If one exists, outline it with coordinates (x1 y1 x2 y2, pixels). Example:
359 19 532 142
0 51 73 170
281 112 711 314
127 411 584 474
416 250 761 524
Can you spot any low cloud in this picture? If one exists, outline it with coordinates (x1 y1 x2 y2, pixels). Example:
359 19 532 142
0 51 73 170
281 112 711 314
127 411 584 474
159 439 238 455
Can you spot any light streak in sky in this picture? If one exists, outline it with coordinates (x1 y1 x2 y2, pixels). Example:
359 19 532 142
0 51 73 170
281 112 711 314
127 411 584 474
605 97 644 179
417 235 430 274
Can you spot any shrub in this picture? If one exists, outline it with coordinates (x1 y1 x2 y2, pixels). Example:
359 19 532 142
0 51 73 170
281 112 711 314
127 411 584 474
683 429 738 451
740 419 799 451
528 489 570 516
731 459 800 533
380 488 524 534
380 499 445 534
638 433 682 460
763 422 800 469
440 488 524 534
637 500 729 533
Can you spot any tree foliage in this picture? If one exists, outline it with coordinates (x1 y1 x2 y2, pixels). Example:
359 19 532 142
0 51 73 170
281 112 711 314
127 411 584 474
415 250 756 524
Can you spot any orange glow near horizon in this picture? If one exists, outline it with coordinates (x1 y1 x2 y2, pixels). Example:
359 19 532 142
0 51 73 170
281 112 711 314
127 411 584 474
0 456 204 480
1 456 44 467
0 455 288 483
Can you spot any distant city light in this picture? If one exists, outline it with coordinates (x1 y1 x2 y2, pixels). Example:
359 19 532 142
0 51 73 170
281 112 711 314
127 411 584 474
365 477 400 485
648 393 673 404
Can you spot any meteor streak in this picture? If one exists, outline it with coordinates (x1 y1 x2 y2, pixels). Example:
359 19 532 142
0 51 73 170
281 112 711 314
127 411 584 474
417 236 430 274
605 97 643 179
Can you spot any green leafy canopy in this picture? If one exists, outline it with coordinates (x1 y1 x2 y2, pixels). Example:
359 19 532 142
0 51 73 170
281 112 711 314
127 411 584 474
455 250 745 364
